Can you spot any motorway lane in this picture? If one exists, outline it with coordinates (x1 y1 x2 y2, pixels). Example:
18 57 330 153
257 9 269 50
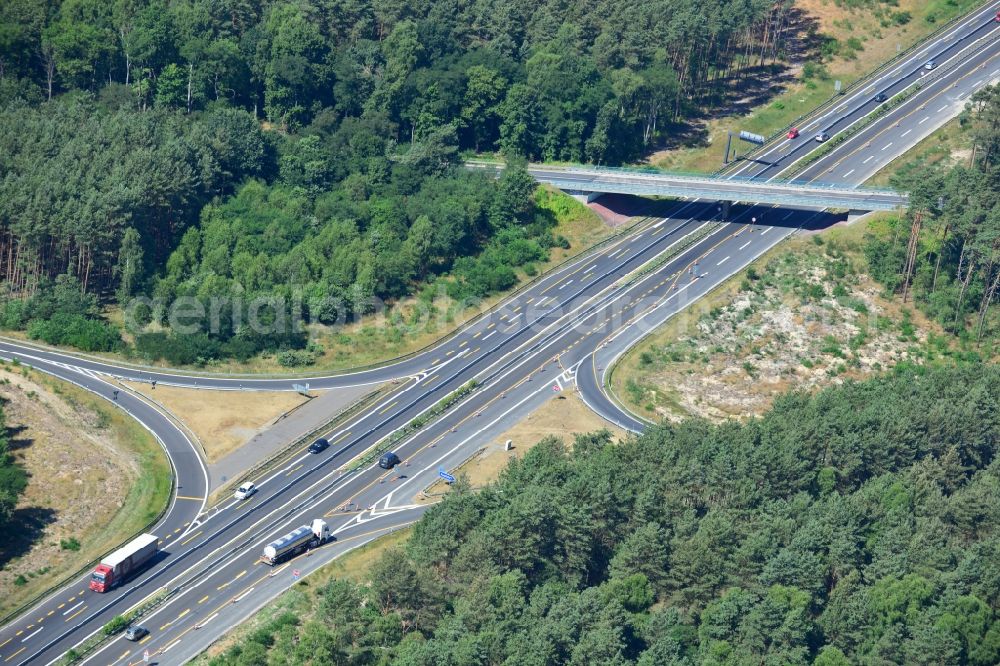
67 202 833 666
577 8 1000 430
0 204 733 665
4 5 999 662
0 206 701 394
728 3 1000 180
0 360 207 666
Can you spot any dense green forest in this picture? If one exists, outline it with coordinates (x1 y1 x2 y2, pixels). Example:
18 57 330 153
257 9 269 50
0 401 27 538
866 84 1000 350
205 365 1000 665
0 0 800 362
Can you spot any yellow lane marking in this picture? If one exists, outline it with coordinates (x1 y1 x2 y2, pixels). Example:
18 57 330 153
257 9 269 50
332 431 351 444
173 528 181 534
421 375 440 387
470 347 480 355
473 331 481 338
175 495 203 501
513 306 522 313
487 322 495 329
430 358 440 365
57 603 65 609
459 340 468 348
378 401 398 415
526 297 534 303
113 649 130 665
65 606 87 622
14 632 22 637
446 350 454 356
198 595 209 604
180 530 203 546
5 647 25 662
138 635 151 645
0 639 10 649
285 464 303 477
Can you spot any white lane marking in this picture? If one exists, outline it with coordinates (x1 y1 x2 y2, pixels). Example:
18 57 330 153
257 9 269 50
881 142 893 151
901 129 911 137
21 628 42 643
584 264 597 272
975 79 984 87
557 280 573 290
843 169 855 178
760 227 772 235
739 241 751 250
863 155 874 164
232 586 254 603
651 219 666 229
938 105 948 112
863 84 875 92
919 116 929 124
196 612 219 629
161 639 182 654
716 256 730 266
835 104 847 112
782 211 795 220
482 330 496 341
63 601 84 616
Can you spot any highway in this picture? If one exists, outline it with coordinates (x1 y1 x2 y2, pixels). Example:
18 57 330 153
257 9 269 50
1 3 999 665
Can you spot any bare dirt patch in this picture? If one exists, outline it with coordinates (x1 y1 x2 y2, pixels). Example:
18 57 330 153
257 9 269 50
613 217 957 421
0 364 169 618
121 382 312 464
417 391 625 501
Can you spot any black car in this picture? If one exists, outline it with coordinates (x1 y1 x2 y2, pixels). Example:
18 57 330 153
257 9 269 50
379 452 401 469
308 438 330 454
124 625 149 641
874 92 887 103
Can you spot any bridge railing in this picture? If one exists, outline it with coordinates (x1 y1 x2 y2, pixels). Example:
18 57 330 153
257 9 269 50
529 164 905 196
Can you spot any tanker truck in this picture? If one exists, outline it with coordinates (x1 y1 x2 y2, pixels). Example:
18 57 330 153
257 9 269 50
90 534 159 592
261 519 330 565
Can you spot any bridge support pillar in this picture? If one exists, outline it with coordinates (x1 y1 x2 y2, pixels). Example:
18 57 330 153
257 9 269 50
847 209 874 224
720 201 731 220
567 190 603 204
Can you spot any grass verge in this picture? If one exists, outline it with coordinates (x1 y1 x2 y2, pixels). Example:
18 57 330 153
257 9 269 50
0 362 170 622
651 0 983 173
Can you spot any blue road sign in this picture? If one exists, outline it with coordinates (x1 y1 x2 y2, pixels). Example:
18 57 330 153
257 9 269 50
438 468 456 483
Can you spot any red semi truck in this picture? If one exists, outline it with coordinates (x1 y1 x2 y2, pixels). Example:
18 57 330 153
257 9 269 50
89 534 159 592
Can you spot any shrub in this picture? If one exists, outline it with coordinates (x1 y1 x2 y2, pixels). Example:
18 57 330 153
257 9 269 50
277 349 317 367
60 537 81 551
102 615 129 636
27 313 121 352
14 575 27 586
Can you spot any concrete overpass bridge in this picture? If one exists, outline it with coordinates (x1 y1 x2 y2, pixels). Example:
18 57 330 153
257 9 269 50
511 164 908 212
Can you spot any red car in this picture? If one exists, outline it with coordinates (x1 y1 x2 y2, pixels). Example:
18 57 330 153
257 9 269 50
995 10 1000 21
787 127 800 139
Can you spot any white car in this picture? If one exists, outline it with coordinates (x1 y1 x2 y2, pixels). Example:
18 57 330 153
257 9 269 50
815 132 830 143
234 482 257 500
924 60 936 71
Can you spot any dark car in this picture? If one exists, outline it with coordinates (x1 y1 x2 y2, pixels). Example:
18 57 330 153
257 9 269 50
379 452 401 469
308 438 329 454
874 92 887 103
124 625 149 641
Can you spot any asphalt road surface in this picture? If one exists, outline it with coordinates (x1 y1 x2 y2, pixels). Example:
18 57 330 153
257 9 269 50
2 4 999 665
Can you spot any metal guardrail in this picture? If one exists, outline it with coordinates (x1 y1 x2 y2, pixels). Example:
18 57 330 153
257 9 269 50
715 0 996 175
0 204 666 382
